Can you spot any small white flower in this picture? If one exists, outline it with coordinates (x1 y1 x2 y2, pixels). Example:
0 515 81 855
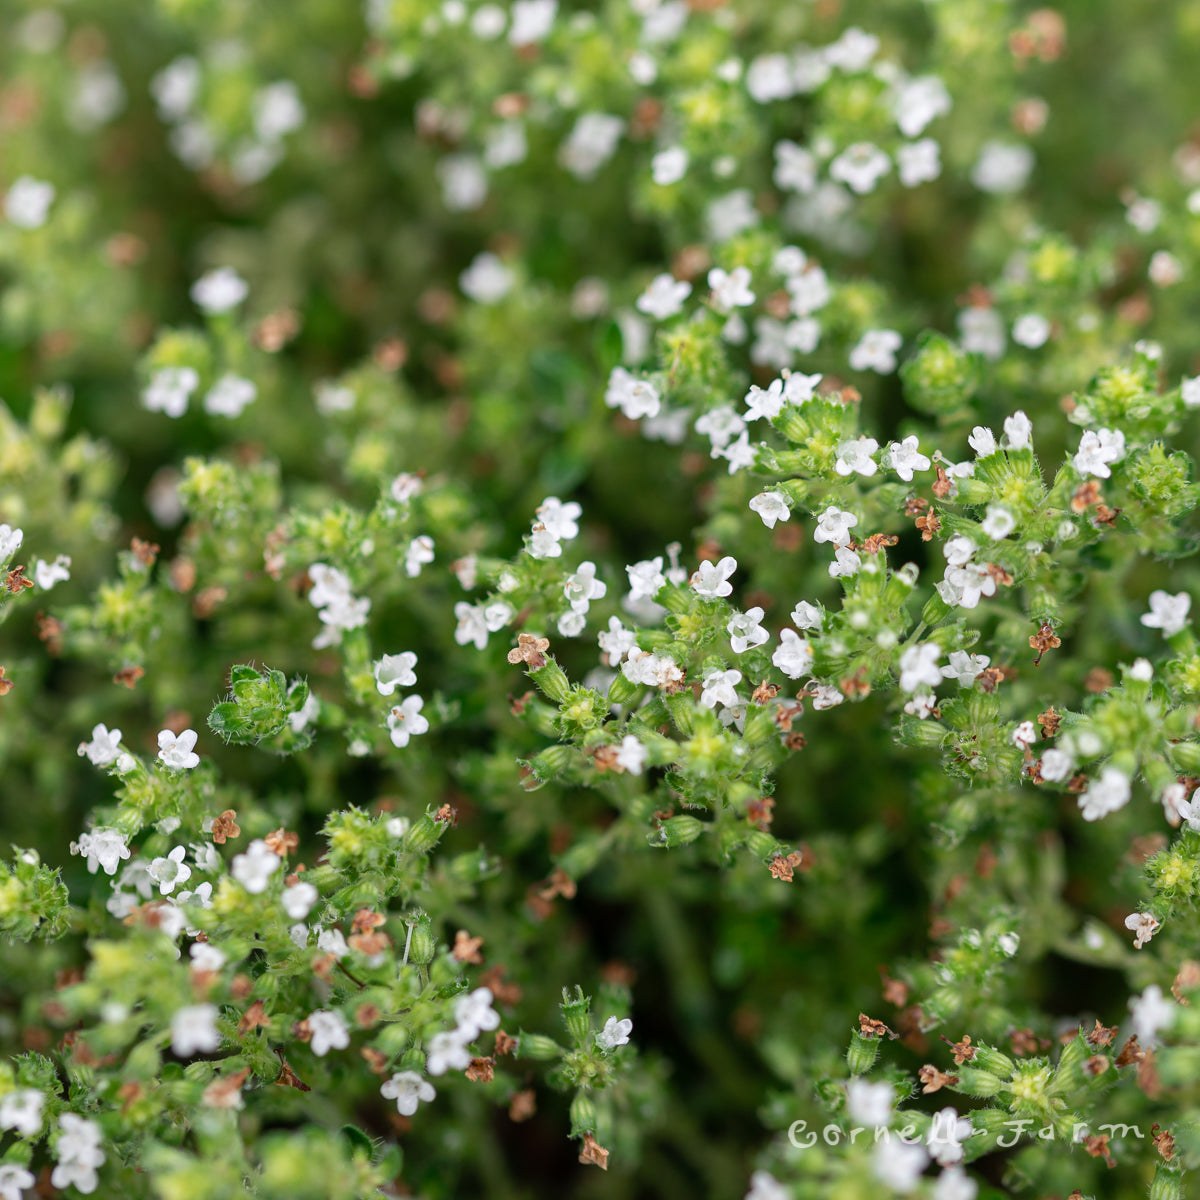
940 651 989 687
381 1070 436 1115
34 555 71 590
308 1009 350 1056
873 1138 929 1192
426 1032 472 1077
707 266 756 312
690 555 737 599
0 1088 44 1137
834 436 879 477
564 561 607 612
651 145 689 186
773 140 817 193
231 839 281 894
636 273 692 320
791 601 823 630
374 652 418 695
928 1107 973 1167
455 986 500 1039
459 252 514 304
189 942 225 973
829 546 861 578
744 1170 788 1200
749 491 790 529
1010 721 1036 750
981 505 1016 540
171 1003 220 1056
1125 913 1160 951
813 506 858 547
894 75 951 137
1001 410 1033 450
148 846 193 895
191 266 248 313
700 668 742 710
1078 767 1131 822
899 643 942 693
1141 590 1191 637
829 142 890 194
158 728 200 770
1039 748 1074 782
605 366 661 420
1073 428 1126 479
0 523 22 562
1129 983 1173 1043
904 692 937 719
943 535 976 566
596 1015 633 1050
78 723 123 766
846 1077 894 1126
598 616 638 665
971 141 1034 193
282 881 318 920
967 426 996 457
887 435 931 481
388 695 430 748
1013 313 1050 348
203 374 257 417
1181 376 1200 409
896 138 941 187
4 176 56 229
958 306 1006 360
849 329 902 374
615 734 647 775
0 1164 35 1200
766 630 811 681
728 607 769 654
143 366 200 418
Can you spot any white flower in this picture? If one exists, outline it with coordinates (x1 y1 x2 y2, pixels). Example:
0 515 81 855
849 329 902 374
1013 313 1050 348
887 435 931 481
971 141 1034 193
1123 913 1161 956
559 112 624 179
1129 983 1174 1043
873 1139 929 1192
810 683 845 709
897 138 941 187
904 692 937 719
598 616 637 664
158 728 200 770
537 497 582 542
459 252 514 303
707 265 756 312
1078 767 1131 822
943 535 976 566
829 546 861 578
899 643 942 692
381 1070 437 1115
388 696 430 748
744 1170 788 1200
317 927 349 958
374 652 418 695
282 882 318 920
825 26 878 71
34 555 71 589
829 142 890 194
203 374 257 417
455 987 500 1039
71 828 131 877
728 607 768 654
1011 721 1036 751
958 306 1006 360
746 52 794 103
749 491 790 529
78 723 122 766
627 556 667 602
191 266 248 313
834 435 879 477
773 140 817 193
716 431 757 474
791 601 823 630
705 189 759 241
772 631 815 679
605 366 661 420
1039 747 1074 782
596 1015 633 1050
622 648 683 690
694 405 746 450
4 176 55 229
231 839 281 894
637 273 691 320
1001 410 1033 450
786 267 830 315
812 506 858 547
981 505 1016 540
1182 376 1200 408
565 561 607 612
784 371 822 403
928 1107 973 1166
940 651 989 687
1149 250 1183 287
308 1010 350 1056
0 1164 35 1200
148 846 193 895
690 555 737 599
700 669 742 710
846 1078 894 1126
143 365 200 418
405 534 435 577
894 75 951 136
189 942 225 973
50 1114 105 1196
1141 590 1191 637
744 378 787 421
0 523 22 562
1073 428 1126 479
615 735 647 775
651 146 689 186
0 1088 44 1137
171 1003 220 1056
967 426 996 457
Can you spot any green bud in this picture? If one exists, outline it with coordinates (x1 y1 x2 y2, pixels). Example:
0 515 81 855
406 915 436 966
530 744 578 781
972 1044 1015 1078
954 1067 1003 1097
530 658 570 704
569 1092 596 1137
900 331 978 416
608 673 639 705
1051 1030 1090 1093
1168 741 1200 773
846 1030 880 1075
556 838 605 881
649 816 704 849
745 830 781 859
560 986 593 1046
665 690 694 736
404 815 446 855
1150 1165 1186 1200
516 1031 565 1061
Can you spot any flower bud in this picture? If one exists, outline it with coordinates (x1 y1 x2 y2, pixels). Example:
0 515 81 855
530 658 570 704
972 1044 1015 1079
560 986 593 1045
845 1030 880 1075
569 1091 596 1136
1051 1030 1089 1093
1168 741 1200 773
665 691 694 736
608 673 639 705
1150 1166 1185 1200
405 914 436 965
516 1031 565 1061
529 745 578 781
745 831 781 859
404 815 446 855
900 331 977 416
650 816 704 849
954 1067 1003 1097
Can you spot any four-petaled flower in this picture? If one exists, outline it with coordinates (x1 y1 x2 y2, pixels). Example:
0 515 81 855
772 629 814 679
148 846 193 895
749 491 790 529
887 435 930 481
158 728 200 770
374 652 418 695
231 838 281 894
814 505 858 546
1141 590 1190 637
834 436 879 477
690 555 737 599
388 696 430 748
636 273 692 321
596 1016 633 1050
728 608 769 654
382 1070 436 1115
308 1010 350 1057
700 669 742 710
898 643 942 693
